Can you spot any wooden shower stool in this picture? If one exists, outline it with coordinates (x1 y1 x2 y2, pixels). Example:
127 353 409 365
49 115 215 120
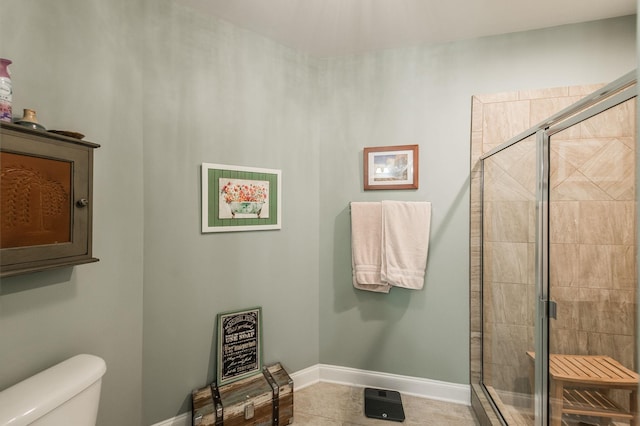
527 352 639 426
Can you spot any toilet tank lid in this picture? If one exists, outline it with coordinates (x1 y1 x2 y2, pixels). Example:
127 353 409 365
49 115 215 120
0 354 106 426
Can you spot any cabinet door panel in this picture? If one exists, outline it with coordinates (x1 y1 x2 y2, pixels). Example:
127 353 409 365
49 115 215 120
0 123 99 277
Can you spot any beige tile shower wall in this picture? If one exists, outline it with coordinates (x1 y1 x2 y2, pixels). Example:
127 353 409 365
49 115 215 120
481 135 537 399
470 86 587 390
470 84 636 407
549 97 637 371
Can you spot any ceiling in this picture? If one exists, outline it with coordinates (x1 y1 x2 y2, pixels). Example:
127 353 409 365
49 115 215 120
175 0 637 57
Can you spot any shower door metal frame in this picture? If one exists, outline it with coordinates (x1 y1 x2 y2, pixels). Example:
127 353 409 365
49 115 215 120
534 128 550 426
540 80 637 425
479 127 544 426
478 69 637 426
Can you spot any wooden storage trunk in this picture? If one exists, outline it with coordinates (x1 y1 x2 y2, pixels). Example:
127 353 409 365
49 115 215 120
192 363 293 426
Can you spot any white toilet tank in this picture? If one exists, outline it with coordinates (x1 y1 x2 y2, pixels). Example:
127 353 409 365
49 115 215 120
0 354 106 426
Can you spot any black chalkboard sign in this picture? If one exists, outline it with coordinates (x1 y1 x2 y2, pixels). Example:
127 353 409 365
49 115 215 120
216 307 263 385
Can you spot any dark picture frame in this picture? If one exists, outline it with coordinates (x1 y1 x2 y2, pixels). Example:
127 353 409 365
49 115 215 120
363 144 419 190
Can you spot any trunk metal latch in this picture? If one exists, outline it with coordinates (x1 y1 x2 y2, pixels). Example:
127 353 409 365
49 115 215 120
244 398 255 420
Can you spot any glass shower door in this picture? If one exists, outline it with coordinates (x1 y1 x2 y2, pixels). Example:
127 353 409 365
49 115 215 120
482 133 538 425
547 95 637 426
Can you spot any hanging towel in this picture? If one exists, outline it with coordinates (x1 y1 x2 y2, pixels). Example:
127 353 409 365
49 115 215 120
380 200 431 290
350 202 392 293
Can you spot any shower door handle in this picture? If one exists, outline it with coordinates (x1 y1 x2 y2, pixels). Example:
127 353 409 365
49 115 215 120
545 299 557 320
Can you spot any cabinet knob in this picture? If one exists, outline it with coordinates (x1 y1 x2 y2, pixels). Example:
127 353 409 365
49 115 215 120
76 198 89 208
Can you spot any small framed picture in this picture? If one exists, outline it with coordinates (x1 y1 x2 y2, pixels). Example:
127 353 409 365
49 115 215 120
216 307 263 386
202 163 282 232
363 144 419 190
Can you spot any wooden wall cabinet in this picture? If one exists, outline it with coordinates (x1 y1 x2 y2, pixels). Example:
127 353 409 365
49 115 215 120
1 122 100 277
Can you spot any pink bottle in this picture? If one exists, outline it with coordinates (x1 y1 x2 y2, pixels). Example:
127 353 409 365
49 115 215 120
0 58 12 122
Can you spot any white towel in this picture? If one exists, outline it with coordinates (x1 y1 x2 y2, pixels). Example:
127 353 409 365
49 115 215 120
380 200 431 290
350 202 391 293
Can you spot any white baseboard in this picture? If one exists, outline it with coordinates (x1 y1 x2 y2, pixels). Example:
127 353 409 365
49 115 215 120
289 363 321 390
315 364 470 405
150 364 470 426
151 412 191 426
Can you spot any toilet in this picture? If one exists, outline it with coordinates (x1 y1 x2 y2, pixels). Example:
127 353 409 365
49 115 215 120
0 354 106 426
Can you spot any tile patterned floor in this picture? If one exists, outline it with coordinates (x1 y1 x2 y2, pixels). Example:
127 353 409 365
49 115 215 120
293 382 479 425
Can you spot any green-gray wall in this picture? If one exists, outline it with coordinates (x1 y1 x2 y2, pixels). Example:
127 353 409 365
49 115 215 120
141 1 319 422
0 1 145 425
317 15 637 383
0 2 635 426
